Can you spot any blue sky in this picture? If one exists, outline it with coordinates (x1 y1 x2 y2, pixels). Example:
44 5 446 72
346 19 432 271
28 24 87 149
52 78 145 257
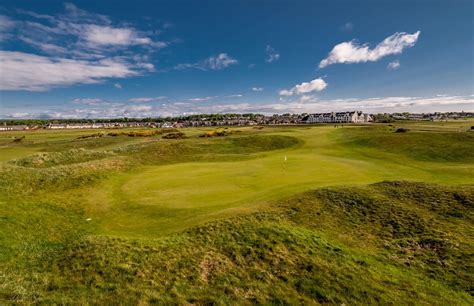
0 0 473 118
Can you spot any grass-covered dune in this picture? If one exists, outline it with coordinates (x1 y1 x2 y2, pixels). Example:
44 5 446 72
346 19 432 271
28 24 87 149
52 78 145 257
1 121 473 304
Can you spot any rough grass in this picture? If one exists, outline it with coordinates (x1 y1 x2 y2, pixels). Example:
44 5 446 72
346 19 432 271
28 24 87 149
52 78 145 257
1 123 473 304
278 181 474 294
0 157 129 195
337 125 474 162
9 148 115 168
1 182 472 304
0 134 301 196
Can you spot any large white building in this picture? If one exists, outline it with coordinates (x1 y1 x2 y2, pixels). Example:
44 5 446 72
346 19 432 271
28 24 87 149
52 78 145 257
303 111 372 124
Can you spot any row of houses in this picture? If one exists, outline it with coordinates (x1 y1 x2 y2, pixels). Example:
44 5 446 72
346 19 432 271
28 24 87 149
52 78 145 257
391 112 474 121
0 122 157 131
14 110 468 131
302 111 372 124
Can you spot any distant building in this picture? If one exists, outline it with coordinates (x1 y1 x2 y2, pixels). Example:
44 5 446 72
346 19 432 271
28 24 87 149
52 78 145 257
302 111 372 124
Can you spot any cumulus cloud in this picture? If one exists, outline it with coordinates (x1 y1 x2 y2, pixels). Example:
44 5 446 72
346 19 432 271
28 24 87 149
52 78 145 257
387 60 400 70
279 78 327 96
265 45 280 63
114 83 122 89
175 53 238 71
0 4 165 91
252 87 264 91
319 31 420 68
0 51 138 91
12 4 166 53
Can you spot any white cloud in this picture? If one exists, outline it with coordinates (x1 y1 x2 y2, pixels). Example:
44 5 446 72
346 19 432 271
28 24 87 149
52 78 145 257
271 95 474 114
387 60 400 70
278 90 293 96
204 53 238 70
127 105 152 112
82 25 162 47
128 96 166 103
15 9 56 22
319 31 420 68
0 4 165 91
0 51 139 91
299 95 314 102
11 5 166 54
72 98 106 105
114 83 122 89
252 87 264 91
185 94 242 102
174 53 238 71
18 36 68 54
265 45 280 63
4 95 473 119
279 78 327 96
63 3 110 24
188 96 217 102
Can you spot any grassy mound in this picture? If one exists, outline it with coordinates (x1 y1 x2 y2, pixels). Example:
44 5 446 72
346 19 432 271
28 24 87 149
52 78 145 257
1 124 473 304
107 130 166 137
0 157 129 195
1 181 472 304
0 134 301 196
76 132 105 139
117 134 302 165
230 135 302 153
199 128 235 137
280 182 473 293
338 126 474 162
162 131 186 139
9 148 115 168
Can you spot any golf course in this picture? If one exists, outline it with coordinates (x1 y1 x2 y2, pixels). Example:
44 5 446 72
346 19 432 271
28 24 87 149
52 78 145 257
1 120 473 304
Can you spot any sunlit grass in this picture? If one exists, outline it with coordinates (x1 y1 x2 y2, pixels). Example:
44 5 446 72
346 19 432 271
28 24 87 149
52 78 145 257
0 121 473 303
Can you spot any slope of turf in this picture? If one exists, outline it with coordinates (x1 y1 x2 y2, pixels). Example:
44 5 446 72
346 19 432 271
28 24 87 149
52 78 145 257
334 124 474 162
1 122 473 304
1 182 472 304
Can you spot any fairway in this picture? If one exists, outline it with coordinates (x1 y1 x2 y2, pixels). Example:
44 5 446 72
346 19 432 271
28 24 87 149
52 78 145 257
1 121 473 304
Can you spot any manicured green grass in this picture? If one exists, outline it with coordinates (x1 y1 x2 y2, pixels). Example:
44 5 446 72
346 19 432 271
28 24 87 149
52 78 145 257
0 121 473 304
